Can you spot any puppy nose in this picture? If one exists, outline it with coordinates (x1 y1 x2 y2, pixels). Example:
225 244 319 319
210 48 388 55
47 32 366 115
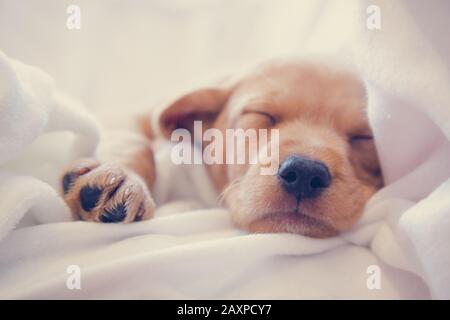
278 155 331 199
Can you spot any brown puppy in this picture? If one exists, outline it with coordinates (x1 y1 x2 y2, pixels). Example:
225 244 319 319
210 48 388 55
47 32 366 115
62 59 382 238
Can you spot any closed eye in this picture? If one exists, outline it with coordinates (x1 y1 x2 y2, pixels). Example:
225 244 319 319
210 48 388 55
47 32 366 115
241 110 277 125
349 135 373 143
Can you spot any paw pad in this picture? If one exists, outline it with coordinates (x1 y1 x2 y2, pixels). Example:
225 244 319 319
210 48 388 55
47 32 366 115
79 186 102 212
100 204 127 223
62 160 155 223
63 173 76 194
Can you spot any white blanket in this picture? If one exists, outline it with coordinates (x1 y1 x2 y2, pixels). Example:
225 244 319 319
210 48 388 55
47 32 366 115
0 0 449 299
0 50 100 240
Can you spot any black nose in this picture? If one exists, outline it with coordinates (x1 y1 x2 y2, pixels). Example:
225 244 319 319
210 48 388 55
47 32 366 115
278 155 331 199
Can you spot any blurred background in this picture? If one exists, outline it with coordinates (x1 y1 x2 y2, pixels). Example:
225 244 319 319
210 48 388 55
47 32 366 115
0 0 359 118
1 0 450 300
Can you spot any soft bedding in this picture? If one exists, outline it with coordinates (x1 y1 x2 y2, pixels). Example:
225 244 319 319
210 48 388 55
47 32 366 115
0 0 449 299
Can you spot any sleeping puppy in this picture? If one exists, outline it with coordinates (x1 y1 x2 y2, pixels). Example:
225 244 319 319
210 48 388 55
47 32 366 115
61 59 383 238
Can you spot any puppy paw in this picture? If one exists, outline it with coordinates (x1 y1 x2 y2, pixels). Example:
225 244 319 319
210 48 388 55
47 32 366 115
61 158 155 223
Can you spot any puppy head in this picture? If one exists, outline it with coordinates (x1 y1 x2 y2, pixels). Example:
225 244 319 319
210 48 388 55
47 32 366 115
158 60 383 238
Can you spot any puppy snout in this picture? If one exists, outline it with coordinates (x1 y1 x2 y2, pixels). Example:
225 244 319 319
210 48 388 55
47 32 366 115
278 155 331 199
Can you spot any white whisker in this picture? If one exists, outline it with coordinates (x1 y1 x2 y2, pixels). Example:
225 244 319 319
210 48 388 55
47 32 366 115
217 177 243 206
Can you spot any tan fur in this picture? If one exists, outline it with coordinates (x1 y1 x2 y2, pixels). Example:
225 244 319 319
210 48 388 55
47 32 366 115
158 60 382 238
125 144 156 191
61 59 382 238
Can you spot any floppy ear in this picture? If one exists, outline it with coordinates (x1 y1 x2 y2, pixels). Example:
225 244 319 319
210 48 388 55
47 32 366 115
157 87 233 139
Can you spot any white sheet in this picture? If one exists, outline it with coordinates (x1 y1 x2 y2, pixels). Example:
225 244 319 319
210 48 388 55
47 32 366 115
0 0 449 299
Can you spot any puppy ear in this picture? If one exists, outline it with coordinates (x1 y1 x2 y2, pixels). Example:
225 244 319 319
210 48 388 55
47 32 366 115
157 86 233 139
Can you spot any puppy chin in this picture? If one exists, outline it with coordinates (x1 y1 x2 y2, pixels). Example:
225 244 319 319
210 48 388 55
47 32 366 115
246 213 339 238
225 177 339 238
230 202 339 238
223 157 369 238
